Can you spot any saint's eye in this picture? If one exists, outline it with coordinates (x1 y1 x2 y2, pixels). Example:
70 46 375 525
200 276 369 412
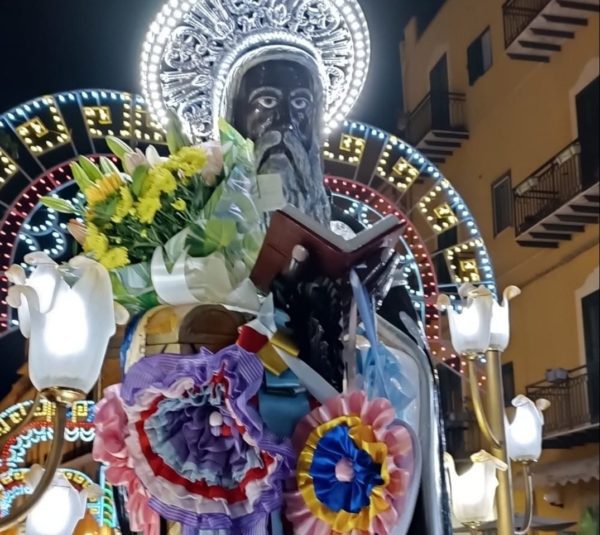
291 96 310 110
256 96 278 109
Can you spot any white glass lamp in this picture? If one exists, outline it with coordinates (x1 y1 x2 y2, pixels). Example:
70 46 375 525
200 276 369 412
489 286 521 351
445 450 508 525
7 254 118 395
437 284 493 355
25 466 101 535
507 395 550 462
437 284 521 355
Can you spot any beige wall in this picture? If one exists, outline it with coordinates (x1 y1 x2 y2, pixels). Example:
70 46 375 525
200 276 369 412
402 0 599 528
402 0 599 377
509 244 599 390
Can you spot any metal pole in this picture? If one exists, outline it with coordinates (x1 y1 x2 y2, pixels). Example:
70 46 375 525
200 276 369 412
485 349 515 535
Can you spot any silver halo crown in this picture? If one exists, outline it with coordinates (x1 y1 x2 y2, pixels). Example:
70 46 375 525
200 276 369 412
141 0 371 140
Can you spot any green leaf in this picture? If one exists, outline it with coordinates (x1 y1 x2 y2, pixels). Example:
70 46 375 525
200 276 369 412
166 111 190 154
100 156 121 176
199 182 224 219
138 291 160 311
40 197 77 214
204 218 237 249
164 228 189 266
70 162 94 191
186 220 235 258
92 196 119 225
79 156 103 182
131 165 149 198
106 136 133 160
185 224 210 257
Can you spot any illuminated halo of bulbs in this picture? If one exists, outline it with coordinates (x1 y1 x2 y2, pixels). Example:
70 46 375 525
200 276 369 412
140 0 371 139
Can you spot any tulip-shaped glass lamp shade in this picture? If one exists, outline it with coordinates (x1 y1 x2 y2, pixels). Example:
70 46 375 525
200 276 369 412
437 285 494 355
6 253 119 395
437 284 521 355
489 286 521 351
507 395 550 462
25 466 102 535
445 450 508 525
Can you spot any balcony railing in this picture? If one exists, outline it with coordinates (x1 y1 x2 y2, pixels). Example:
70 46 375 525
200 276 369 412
526 365 599 438
404 91 467 146
513 140 585 235
503 0 552 48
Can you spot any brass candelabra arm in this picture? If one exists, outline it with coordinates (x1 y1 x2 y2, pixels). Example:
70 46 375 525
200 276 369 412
467 357 501 449
514 462 534 535
0 391 42 450
462 521 483 535
0 402 67 530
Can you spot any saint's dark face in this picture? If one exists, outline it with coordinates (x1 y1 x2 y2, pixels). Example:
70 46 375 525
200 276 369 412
233 60 317 150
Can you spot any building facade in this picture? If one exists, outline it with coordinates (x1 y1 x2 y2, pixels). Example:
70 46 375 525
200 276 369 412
400 0 599 530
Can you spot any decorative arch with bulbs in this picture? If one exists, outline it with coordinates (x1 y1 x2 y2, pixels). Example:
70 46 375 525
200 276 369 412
0 466 116 528
0 400 95 470
0 399 117 528
0 90 496 381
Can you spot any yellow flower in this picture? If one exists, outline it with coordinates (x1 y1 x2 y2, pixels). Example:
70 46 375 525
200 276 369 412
85 173 123 205
112 187 134 223
136 197 161 224
166 147 207 178
142 165 177 198
100 247 130 270
171 198 187 212
83 224 109 259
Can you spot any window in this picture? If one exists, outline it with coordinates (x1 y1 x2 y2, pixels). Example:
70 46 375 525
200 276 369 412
576 77 600 186
467 28 493 85
582 290 599 422
492 173 513 236
502 362 515 408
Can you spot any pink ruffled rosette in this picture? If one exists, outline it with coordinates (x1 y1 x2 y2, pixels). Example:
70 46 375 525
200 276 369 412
93 384 160 535
286 390 418 535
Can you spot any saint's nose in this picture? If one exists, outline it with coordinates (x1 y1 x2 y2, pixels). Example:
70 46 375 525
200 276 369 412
273 100 294 131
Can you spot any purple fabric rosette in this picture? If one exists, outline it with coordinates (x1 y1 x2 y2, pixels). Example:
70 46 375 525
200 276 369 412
119 344 295 533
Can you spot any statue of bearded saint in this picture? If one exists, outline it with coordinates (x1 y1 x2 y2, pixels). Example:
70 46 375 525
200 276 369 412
231 59 332 226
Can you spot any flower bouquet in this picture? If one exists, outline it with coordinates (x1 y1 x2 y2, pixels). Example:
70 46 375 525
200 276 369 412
42 116 264 315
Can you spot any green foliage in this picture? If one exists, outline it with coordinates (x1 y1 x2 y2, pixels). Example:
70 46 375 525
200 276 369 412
79 155 103 182
166 111 190 155
39 197 77 214
186 219 237 257
100 156 121 176
106 136 133 160
70 161 94 191
131 165 149 198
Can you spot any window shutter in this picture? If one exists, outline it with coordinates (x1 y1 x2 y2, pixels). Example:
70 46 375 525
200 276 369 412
467 39 483 85
481 29 493 71
492 174 513 236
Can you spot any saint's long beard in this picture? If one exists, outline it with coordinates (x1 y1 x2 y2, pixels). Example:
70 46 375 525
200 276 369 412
254 130 331 226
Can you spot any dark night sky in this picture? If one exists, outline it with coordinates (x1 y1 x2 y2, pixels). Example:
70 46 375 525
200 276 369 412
0 0 419 131
0 0 444 397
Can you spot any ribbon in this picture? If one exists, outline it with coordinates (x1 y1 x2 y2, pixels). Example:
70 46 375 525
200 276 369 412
238 295 338 404
349 271 416 416
119 312 142 373
238 296 299 376
309 424 385 514
151 247 261 312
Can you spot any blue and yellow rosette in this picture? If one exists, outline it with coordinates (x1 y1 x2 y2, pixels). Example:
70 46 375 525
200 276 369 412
285 390 417 535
